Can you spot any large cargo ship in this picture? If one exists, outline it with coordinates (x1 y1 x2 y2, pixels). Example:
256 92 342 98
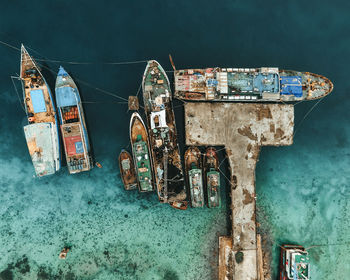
203 147 221 208
55 66 92 174
280 244 310 280
20 45 61 177
142 60 186 203
174 67 333 102
130 112 154 192
185 147 204 208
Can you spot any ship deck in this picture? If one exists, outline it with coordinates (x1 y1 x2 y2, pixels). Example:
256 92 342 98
61 123 89 172
185 102 294 280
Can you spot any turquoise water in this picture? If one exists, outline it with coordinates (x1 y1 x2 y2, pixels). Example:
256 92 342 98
1 1 349 279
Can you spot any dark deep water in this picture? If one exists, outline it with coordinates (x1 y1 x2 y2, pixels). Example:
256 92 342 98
0 1 349 279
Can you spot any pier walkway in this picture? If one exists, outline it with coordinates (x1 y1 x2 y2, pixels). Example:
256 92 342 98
184 103 294 280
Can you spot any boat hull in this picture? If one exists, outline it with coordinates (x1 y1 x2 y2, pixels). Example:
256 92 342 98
279 244 309 280
20 45 60 176
130 112 154 192
185 147 204 207
119 150 138 190
174 67 333 102
142 60 186 203
55 66 92 174
204 147 221 208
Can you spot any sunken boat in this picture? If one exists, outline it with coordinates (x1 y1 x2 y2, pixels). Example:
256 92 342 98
185 147 204 208
118 149 138 190
203 147 221 208
174 67 333 102
20 45 61 177
130 112 153 192
280 244 310 280
55 66 92 173
142 60 186 203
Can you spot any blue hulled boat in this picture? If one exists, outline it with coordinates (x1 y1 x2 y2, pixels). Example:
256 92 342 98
55 66 92 174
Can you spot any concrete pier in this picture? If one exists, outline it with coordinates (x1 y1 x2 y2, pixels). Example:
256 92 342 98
184 103 294 280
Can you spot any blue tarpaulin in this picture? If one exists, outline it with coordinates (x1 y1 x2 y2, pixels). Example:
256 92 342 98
280 76 303 97
30 89 47 113
56 87 78 108
75 141 83 154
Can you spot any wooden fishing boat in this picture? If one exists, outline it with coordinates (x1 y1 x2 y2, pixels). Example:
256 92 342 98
142 60 186 204
118 150 137 190
185 147 204 207
203 147 221 208
130 112 154 192
169 201 188 210
55 66 92 174
280 244 310 280
20 45 61 177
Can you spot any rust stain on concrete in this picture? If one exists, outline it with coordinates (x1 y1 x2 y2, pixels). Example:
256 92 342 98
185 103 294 280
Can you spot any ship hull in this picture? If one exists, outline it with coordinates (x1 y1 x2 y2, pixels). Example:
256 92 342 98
169 201 188 210
174 67 333 102
203 147 221 208
119 150 138 190
279 244 309 280
130 112 154 192
20 45 60 176
185 147 204 208
142 60 186 203
55 66 92 174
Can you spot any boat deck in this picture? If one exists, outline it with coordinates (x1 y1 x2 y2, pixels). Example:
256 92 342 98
24 123 56 176
61 123 89 172
24 84 56 123
185 102 294 280
21 47 56 124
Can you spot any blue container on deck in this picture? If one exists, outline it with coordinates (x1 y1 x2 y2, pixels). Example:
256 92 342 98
280 76 302 97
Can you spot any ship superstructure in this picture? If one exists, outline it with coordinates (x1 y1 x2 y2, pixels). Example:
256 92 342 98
142 60 186 203
174 67 333 102
280 245 310 280
20 45 61 176
55 66 92 174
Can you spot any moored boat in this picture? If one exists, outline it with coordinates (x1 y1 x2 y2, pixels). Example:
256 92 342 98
185 147 204 208
130 112 153 192
55 66 92 174
280 244 310 280
169 201 188 210
174 67 333 102
20 44 61 176
142 60 186 203
203 147 221 208
118 149 138 190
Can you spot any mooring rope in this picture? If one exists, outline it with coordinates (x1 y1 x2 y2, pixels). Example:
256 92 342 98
0 40 147 104
0 40 20 51
293 95 326 137
10 75 26 112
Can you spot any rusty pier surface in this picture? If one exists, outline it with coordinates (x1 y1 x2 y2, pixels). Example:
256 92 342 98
185 103 294 280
